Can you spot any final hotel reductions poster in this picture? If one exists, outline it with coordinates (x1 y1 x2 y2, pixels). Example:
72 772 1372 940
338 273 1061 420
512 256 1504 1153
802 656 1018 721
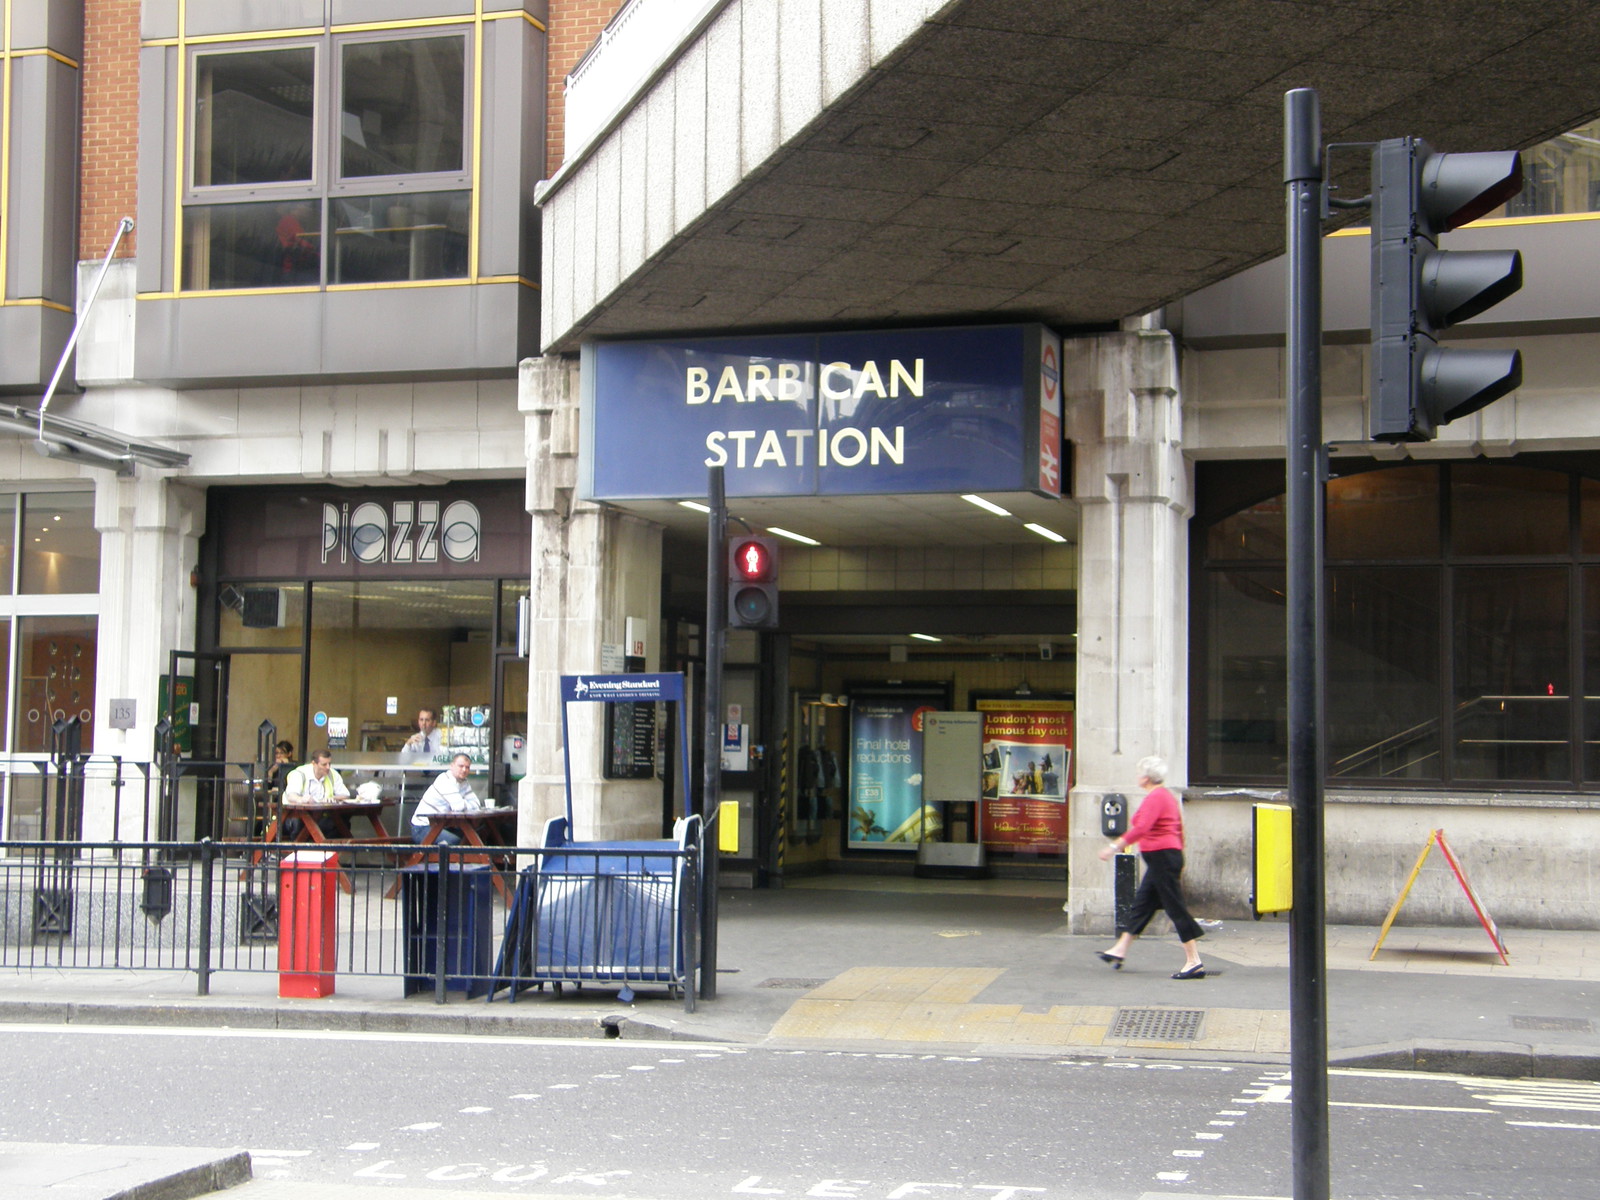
978 700 1073 852
848 694 941 850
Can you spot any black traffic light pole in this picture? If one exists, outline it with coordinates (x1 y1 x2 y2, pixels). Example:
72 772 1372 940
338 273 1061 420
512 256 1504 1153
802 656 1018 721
1284 87 1331 1200
700 465 726 1000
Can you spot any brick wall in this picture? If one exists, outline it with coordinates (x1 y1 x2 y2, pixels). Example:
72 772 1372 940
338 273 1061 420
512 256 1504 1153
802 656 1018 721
81 0 142 260
547 0 623 176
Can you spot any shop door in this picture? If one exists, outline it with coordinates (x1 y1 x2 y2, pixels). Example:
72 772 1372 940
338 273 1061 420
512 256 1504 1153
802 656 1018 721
164 650 231 841
492 653 528 805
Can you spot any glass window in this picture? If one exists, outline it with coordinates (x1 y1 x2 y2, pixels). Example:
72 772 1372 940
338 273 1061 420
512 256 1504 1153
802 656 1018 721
1327 466 1440 560
1486 118 1600 219
1579 479 1600 555
184 199 323 289
19 493 98 594
497 579 529 649
329 191 469 283
193 48 316 187
1453 566 1569 782
305 579 494 756
0 494 15 594
339 37 465 179
1205 496 1284 560
1584 568 1600 783
1450 463 1568 557
182 32 469 292
218 584 306 649
1326 568 1440 779
1204 568 1286 777
14 615 97 755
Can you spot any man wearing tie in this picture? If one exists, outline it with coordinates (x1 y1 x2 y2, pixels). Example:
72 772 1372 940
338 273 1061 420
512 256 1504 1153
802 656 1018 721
404 707 440 757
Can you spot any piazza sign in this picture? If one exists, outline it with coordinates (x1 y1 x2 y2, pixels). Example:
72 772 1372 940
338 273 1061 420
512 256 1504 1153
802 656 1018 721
580 324 1064 500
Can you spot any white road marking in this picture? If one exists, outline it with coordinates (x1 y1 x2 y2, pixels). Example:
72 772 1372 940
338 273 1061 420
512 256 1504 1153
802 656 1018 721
1333 1101 1494 1114
401 1122 441 1131
459 1106 492 1113
246 1149 312 1158
343 1142 380 1151
1507 1120 1600 1131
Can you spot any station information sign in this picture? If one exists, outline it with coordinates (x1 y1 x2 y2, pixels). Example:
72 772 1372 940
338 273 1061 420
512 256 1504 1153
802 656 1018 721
582 323 1064 501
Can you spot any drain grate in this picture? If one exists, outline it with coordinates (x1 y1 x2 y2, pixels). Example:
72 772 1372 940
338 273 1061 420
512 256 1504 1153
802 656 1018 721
758 977 829 990
1512 1015 1593 1033
1110 1007 1205 1041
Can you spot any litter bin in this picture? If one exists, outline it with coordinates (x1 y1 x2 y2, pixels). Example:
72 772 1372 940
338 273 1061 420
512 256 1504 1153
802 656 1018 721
279 850 338 998
402 862 494 998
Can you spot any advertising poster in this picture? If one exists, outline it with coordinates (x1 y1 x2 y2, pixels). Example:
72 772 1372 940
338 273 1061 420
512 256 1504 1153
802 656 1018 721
847 694 941 850
977 700 1074 853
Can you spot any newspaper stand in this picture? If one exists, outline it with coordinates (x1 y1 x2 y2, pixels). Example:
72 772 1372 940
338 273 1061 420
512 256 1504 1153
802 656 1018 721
490 673 699 1009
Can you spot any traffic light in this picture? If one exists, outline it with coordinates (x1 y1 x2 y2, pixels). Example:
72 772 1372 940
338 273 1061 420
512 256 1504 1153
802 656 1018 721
1369 137 1524 442
727 535 779 629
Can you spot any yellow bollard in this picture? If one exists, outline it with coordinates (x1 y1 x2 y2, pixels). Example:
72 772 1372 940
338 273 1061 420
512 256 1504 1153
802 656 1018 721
1253 803 1293 915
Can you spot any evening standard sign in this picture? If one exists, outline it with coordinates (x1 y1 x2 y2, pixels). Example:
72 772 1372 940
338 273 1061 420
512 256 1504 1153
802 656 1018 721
580 324 1063 500
560 673 684 703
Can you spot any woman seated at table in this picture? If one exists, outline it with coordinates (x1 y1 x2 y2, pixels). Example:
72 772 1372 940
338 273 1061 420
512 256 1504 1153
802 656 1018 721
282 748 350 839
410 753 483 845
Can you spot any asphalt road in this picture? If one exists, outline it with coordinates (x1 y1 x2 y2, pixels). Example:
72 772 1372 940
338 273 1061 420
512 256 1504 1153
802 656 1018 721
0 1024 1595 1199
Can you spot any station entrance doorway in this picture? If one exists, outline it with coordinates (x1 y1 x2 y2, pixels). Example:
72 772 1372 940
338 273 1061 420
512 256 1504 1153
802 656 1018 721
659 548 1079 892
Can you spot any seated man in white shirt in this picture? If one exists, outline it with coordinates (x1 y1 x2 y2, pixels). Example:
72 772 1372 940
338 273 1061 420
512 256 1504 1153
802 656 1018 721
281 748 350 839
409 752 482 845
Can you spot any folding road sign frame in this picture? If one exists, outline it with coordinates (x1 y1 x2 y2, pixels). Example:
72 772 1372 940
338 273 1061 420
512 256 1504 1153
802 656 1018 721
1370 828 1510 964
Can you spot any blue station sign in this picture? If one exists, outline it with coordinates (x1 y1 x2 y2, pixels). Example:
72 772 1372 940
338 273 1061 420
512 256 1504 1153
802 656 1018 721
580 324 1064 501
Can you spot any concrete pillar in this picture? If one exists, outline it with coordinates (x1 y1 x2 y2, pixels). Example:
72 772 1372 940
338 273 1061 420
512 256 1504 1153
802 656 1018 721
1064 330 1191 933
86 473 206 842
517 355 665 845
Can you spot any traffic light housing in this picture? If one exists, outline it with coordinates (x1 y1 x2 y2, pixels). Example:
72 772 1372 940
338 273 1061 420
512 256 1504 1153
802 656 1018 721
1369 137 1524 442
727 535 779 630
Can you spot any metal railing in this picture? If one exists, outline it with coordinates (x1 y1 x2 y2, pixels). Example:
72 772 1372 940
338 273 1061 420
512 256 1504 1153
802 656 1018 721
0 838 700 1011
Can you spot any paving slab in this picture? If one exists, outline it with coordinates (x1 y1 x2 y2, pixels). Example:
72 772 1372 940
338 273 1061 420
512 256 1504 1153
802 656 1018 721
0 1141 250 1200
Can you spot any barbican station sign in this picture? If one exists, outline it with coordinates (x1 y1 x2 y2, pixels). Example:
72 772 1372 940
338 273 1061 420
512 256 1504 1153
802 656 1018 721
581 324 1064 501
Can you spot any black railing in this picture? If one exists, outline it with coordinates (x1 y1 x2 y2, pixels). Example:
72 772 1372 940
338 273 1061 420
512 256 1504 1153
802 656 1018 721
0 838 699 1011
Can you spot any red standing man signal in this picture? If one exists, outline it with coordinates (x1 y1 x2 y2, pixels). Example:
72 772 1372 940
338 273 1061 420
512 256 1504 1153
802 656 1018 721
727 536 779 629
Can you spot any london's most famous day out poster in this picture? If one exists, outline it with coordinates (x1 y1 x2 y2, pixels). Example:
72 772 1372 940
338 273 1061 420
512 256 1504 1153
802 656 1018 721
978 700 1073 853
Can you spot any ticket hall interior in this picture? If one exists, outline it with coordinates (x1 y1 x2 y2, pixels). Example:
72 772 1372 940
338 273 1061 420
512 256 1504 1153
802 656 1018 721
629 492 1083 890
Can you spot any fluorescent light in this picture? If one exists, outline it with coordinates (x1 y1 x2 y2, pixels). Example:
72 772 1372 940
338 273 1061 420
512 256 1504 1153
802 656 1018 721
767 526 820 546
909 633 942 643
1025 522 1067 543
961 493 1012 517
679 500 711 513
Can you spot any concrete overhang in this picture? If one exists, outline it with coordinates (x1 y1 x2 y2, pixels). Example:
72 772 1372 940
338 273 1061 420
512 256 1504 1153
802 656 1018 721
540 0 1600 356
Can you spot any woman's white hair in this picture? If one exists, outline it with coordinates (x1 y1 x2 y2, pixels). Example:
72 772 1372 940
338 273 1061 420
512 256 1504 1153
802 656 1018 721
1136 755 1167 784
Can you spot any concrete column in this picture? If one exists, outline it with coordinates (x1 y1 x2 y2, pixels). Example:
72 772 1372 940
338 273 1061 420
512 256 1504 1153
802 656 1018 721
1064 330 1191 933
86 473 206 842
517 355 665 845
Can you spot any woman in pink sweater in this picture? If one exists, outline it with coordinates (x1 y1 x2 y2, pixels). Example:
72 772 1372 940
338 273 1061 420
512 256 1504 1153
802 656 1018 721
1096 755 1205 979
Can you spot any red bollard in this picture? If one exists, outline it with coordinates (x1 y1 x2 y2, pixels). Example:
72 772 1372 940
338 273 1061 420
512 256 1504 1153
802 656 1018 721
279 850 338 997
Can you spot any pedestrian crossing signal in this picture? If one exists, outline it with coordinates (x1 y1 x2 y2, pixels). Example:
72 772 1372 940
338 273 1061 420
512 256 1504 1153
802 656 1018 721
727 536 779 630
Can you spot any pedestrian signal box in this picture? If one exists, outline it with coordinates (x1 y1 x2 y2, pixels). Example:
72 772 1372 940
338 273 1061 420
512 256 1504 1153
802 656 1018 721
727 536 779 630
